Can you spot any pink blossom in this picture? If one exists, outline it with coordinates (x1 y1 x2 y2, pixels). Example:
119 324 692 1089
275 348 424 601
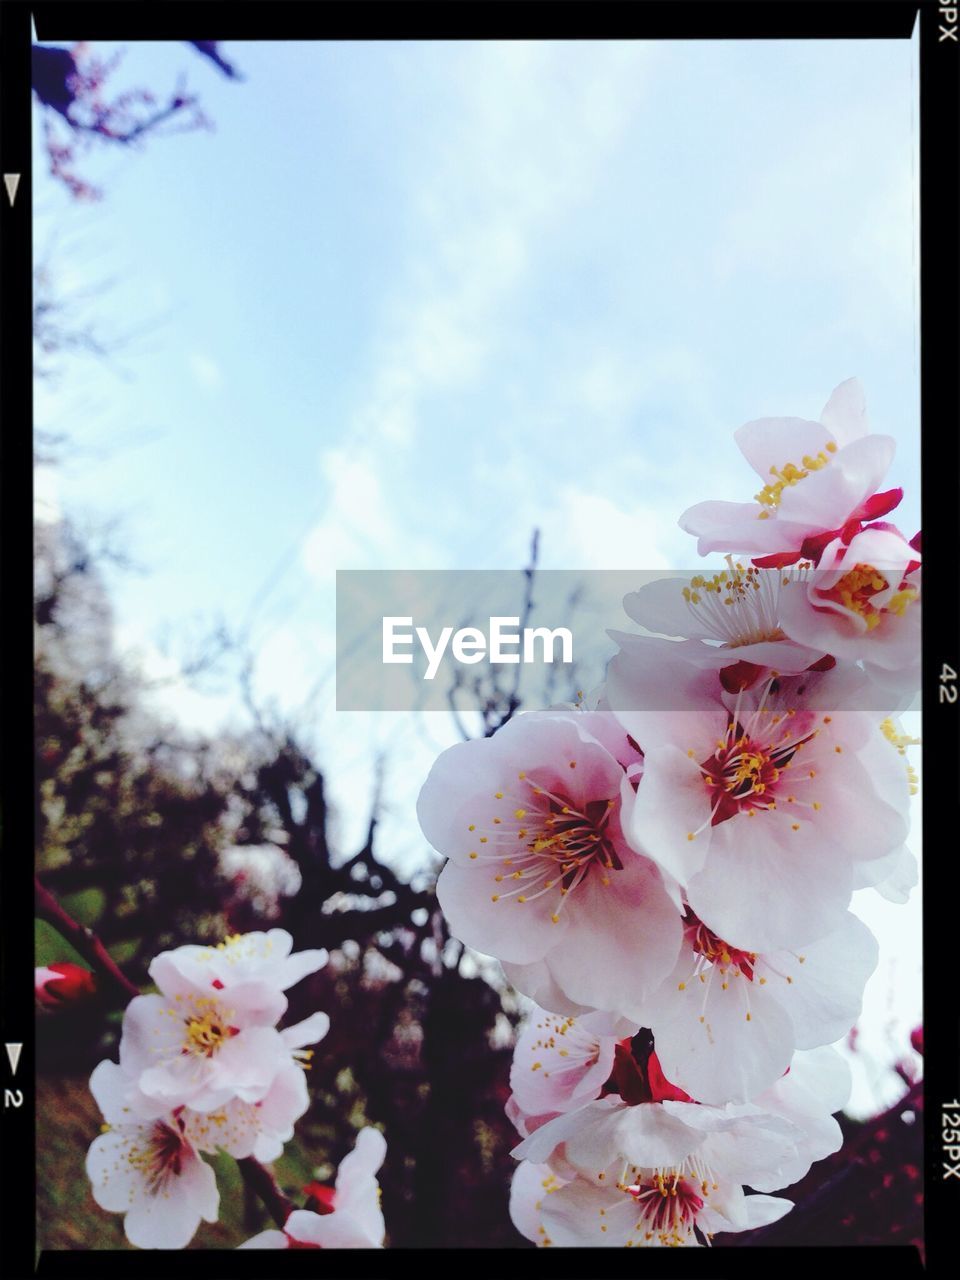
119 992 302 1113
117 932 330 1113
86 1061 219 1249
639 908 876 1104
512 1089 801 1247
148 929 328 1026
417 708 682 1018
508 1007 625 1132
239 1127 387 1249
778 526 920 695
607 654 909 952
510 1159 791 1248
679 379 901 560
182 1012 331 1161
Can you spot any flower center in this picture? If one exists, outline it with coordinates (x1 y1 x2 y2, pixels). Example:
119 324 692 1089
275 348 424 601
685 680 828 840
627 1172 706 1246
818 563 917 631
180 997 237 1058
754 444 837 515
681 559 803 648
700 730 787 823
685 909 757 981
126 1120 188 1195
467 771 621 922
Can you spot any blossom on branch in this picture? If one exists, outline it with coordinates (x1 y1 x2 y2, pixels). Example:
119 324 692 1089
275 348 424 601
86 1061 219 1249
678 379 901 561
778 526 921 701
607 655 909 952
637 909 877 1105
417 708 683 1018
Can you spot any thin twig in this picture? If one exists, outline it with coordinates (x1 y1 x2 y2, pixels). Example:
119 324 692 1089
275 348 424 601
238 1158 295 1228
34 874 140 1002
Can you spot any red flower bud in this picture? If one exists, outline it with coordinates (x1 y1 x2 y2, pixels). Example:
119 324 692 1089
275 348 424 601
35 962 97 1010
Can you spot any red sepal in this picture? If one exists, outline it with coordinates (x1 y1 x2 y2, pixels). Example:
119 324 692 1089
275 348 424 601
719 660 764 693
751 551 802 569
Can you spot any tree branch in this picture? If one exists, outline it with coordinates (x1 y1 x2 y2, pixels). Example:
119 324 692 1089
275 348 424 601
238 1158 295 1228
35 874 140 1002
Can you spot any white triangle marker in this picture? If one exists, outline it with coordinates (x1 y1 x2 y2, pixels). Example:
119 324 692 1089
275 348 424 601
5 1043 23 1074
3 174 21 207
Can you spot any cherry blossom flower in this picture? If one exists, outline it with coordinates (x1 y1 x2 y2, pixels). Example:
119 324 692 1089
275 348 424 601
679 379 902 560
35 961 96 1010
620 562 826 691
86 1060 219 1249
638 907 877 1105
182 1012 331 1162
118 989 299 1112
417 708 683 1019
239 1127 387 1249
510 1158 790 1248
616 560 834 701
607 653 909 952
149 929 328 1025
778 526 920 698
508 1007 626 1134
512 1083 802 1247
115 933 329 1113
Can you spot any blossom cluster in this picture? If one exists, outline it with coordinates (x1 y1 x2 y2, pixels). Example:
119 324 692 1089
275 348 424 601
83 929 386 1249
418 379 920 1248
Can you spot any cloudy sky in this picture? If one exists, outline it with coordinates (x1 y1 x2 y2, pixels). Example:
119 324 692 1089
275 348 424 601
34 34 921 1114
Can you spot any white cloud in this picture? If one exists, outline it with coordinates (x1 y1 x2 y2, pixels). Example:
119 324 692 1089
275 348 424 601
534 488 680 572
189 353 223 391
34 464 62 525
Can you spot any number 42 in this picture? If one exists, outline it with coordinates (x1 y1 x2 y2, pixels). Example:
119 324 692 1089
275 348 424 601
941 663 958 704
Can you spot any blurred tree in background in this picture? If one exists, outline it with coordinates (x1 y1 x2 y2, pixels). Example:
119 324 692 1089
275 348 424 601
34 509 529 1249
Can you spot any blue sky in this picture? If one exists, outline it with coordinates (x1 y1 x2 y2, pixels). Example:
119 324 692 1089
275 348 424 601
34 35 921 1113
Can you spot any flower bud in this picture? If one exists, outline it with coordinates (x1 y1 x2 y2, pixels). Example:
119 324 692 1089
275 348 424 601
36 962 97 1010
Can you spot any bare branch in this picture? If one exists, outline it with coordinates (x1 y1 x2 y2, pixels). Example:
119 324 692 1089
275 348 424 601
237 1158 295 1229
34 875 140 1003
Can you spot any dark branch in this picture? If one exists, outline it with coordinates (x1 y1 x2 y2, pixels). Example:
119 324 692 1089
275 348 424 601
238 1158 295 1229
35 874 140 1003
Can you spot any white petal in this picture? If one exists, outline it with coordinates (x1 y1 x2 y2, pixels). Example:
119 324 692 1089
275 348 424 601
238 1229 289 1248
541 853 683 1018
509 1161 559 1244
687 815 852 953
735 416 833 480
819 377 869 446
624 745 715 885
649 961 795 1105
86 1131 142 1213
765 912 878 1048
436 858 570 965
280 1011 330 1049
